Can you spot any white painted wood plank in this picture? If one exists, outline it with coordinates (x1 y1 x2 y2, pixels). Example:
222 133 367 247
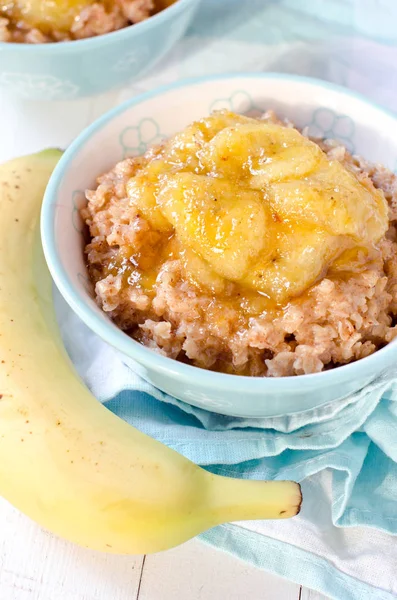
0 498 144 600
139 537 300 600
301 588 330 600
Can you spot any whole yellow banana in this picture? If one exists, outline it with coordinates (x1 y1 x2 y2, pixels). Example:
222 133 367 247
0 150 301 554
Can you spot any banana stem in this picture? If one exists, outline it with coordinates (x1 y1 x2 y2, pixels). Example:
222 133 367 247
206 473 302 525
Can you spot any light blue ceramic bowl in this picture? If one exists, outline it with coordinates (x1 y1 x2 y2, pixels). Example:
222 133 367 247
0 0 199 100
41 74 397 418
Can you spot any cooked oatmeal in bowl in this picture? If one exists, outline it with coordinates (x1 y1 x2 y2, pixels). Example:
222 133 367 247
81 109 397 378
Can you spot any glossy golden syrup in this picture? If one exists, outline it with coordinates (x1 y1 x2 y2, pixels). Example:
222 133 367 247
103 233 177 296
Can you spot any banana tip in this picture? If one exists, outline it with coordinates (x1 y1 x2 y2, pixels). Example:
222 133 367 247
295 482 302 516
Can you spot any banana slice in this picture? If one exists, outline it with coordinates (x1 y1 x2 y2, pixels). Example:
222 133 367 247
180 246 226 294
157 172 273 281
163 110 258 170
308 161 388 242
199 122 322 182
243 223 348 303
269 162 388 242
126 159 173 232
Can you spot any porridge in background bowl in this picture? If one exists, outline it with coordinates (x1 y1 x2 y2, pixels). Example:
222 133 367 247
82 109 397 377
0 0 174 42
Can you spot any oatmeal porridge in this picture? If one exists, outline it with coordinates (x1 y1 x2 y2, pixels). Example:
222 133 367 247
82 109 397 377
0 0 173 43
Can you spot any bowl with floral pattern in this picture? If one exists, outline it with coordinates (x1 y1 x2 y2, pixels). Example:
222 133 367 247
41 74 397 417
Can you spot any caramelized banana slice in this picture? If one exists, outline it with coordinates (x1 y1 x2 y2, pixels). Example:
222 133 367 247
180 247 226 294
268 161 388 243
163 110 258 170
199 122 322 182
328 245 383 275
127 160 173 232
157 173 272 281
309 161 388 243
243 224 349 303
269 168 387 243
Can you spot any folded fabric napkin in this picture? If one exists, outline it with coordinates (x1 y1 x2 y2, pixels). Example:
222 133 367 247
56 1 397 598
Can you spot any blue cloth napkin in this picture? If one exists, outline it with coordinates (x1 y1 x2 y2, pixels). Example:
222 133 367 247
58 1 397 598
57 289 397 600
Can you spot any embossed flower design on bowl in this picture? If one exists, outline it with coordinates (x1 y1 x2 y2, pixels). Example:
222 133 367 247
306 107 356 153
119 118 165 158
113 47 149 73
71 190 86 234
209 90 265 116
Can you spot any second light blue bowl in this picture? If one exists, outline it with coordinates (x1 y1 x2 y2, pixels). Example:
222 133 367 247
0 0 200 100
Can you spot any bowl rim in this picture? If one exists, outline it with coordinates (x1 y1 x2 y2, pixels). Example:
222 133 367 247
41 72 397 390
0 0 193 52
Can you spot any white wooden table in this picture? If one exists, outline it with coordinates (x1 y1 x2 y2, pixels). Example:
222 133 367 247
0 89 330 600
0 498 328 600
